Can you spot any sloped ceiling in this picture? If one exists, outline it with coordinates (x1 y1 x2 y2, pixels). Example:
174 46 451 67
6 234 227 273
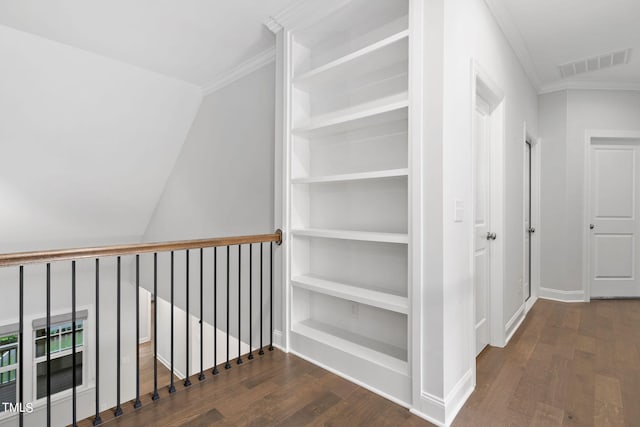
486 0 640 93
0 0 296 86
0 1 299 253
0 25 202 252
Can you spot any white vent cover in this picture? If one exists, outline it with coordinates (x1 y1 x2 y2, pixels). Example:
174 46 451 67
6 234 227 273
559 48 631 78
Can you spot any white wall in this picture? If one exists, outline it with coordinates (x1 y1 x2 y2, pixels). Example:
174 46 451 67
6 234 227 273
141 63 277 361
539 91 568 292
539 89 640 295
0 24 202 253
143 63 275 242
0 23 202 427
418 0 538 422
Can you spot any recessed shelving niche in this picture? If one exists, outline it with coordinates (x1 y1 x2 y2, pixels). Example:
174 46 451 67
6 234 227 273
284 0 411 405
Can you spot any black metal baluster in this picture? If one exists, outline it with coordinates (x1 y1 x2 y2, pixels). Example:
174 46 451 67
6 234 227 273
46 263 51 427
169 251 176 393
184 250 192 387
114 257 122 417
19 266 23 427
199 248 205 381
259 243 264 356
72 261 77 426
134 255 142 409
270 242 274 351
225 246 231 370
237 245 243 365
212 248 219 376
248 244 254 360
152 253 159 401
94 259 102 425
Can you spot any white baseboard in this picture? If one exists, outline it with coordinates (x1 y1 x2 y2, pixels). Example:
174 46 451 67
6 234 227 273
290 349 411 409
273 329 285 350
411 369 474 426
504 304 526 346
539 287 585 303
156 353 185 380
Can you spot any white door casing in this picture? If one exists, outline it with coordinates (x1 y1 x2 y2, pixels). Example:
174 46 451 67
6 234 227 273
473 107 491 356
589 142 640 298
524 140 531 302
471 61 506 362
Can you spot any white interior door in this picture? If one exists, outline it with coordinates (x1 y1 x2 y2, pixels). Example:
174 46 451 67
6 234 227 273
474 108 491 355
590 143 640 298
524 141 531 301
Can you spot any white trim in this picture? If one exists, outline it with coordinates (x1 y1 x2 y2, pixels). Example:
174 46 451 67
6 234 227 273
289 349 410 408
539 80 640 95
539 287 585 303
583 130 640 301
522 126 541 306
411 369 474 427
408 0 426 417
202 47 275 96
443 369 474 426
504 304 525 346
264 0 352 34
472 61 506 351
156 353 185 380
411 393 445 427
482 0 542 91
272 330 285 350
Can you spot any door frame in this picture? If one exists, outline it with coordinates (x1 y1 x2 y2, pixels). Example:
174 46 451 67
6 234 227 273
470 61 506 368
522 125 541 313
583 129 640 301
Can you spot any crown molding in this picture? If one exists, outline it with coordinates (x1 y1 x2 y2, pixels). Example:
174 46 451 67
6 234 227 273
538 80 640 95
483 0 542 92
264 0 352 34
202 47 275 96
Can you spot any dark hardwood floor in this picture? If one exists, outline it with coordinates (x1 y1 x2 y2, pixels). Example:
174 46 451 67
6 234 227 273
77 298 640 426
77 347 430 427
455 298 640 426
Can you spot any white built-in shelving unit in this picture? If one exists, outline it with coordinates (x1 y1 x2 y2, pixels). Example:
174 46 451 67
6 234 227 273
281 0 413 404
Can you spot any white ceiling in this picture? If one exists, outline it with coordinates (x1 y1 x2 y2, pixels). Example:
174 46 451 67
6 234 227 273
0 0 296 87
486 0 640 93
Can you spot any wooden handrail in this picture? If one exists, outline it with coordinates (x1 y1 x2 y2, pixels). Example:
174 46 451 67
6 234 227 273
0 229 282 267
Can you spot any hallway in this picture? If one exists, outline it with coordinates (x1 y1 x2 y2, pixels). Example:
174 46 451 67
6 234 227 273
77 298 640 426
456 299 640 426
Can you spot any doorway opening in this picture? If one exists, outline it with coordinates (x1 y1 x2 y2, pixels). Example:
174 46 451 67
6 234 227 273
471 62 505 361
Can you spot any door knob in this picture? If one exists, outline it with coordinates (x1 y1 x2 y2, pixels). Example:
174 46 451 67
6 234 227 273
486 232 497 241
590 224 595 230
528 227 535 234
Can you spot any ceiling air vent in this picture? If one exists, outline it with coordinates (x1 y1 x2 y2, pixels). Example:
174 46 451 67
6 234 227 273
558 48 631 78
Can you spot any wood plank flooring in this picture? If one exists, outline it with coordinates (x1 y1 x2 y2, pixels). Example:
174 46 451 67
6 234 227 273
77 298 640 426
77 347 431 427
455 298 640 426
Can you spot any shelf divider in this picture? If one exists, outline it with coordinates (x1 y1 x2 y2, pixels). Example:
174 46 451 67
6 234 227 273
294 30 409 87
292 168 408 184
293 92 408 135
292 319 408 374
291 228 408 244
292 275 408 314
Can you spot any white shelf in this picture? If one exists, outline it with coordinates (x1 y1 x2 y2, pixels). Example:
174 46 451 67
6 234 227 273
292 275 408 314
291 228 408 244
294 30 409 88
293 92 408 135
292 319 408 374
291 168 408 184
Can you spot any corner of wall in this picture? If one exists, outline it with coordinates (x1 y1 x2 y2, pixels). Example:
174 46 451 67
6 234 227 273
411 369 474 427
